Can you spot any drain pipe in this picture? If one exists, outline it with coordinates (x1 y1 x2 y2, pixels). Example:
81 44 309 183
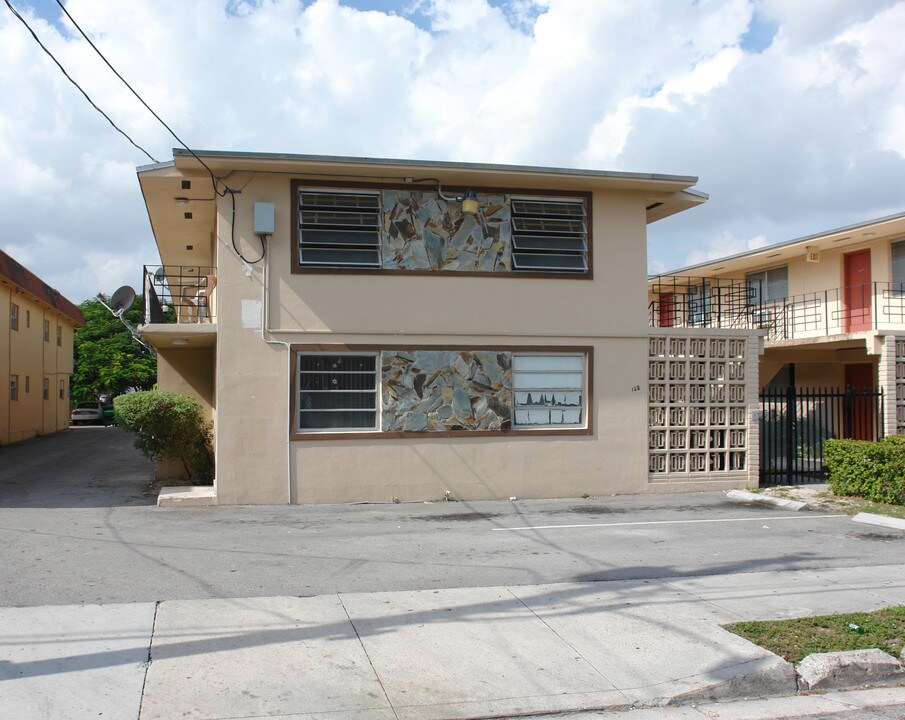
257 237 294 505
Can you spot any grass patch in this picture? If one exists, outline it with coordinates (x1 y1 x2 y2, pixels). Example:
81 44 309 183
725 605 905 664
822 496 905 520
759 486 905 520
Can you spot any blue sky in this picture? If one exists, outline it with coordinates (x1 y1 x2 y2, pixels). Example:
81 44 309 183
1 0 904 302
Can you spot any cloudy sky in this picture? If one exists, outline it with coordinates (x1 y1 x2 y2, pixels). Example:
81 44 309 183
1 0 904 304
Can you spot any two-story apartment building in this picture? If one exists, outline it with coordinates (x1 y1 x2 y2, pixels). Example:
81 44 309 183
649 211 905 443
137 150 763 504
0 250 84 446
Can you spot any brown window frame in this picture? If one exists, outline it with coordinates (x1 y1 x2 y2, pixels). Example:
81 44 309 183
10 302 18 331
290 180 593 280
56 325 62 347
10 375 18 401
43 319 50 342
43 377 49 400
290 343 593 441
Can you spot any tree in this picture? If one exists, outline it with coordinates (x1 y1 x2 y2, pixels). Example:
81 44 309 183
71 297 156 403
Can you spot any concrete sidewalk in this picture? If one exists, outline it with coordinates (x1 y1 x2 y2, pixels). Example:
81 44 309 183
2 565 905 720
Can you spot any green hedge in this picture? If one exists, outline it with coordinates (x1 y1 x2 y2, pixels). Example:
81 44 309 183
824 437 905 505
114 390 213 482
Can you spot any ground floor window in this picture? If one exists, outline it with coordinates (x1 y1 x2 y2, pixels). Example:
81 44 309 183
297 354 378 431
512 354 585 427
292 346 590 438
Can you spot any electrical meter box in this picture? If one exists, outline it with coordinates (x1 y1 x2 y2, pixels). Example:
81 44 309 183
253 202 275 235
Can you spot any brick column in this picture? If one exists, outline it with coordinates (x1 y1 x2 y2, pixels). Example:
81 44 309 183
878 335 903 437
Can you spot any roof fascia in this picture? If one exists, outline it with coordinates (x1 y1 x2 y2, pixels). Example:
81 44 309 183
170 149 700 192
658 210 905 278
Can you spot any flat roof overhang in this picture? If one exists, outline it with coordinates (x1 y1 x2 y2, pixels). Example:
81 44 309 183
137 150 708 266
140 323 216 349
653 211 905 280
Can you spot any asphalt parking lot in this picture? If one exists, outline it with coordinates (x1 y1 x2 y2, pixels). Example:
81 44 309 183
1 427 903 607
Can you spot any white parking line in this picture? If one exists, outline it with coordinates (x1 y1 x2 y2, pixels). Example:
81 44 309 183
493 514 847 531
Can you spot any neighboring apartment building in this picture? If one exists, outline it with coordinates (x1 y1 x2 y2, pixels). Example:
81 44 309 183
0 250 84 446
649 211 905 438
137 150 762 505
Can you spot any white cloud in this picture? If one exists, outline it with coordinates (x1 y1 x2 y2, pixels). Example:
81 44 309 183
683 231 771 268
1 0 904 301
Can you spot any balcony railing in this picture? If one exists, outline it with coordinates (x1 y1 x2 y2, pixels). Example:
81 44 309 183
649 276 905 341
143 265 217 325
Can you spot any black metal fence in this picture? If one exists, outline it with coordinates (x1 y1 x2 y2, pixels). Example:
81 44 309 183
760 386 884 485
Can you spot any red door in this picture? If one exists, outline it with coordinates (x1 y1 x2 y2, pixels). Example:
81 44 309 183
844 363 875 440
843 249 872 332
659 292 675 327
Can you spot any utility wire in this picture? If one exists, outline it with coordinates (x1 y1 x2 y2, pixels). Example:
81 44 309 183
3 0 158 163
53 0 227 196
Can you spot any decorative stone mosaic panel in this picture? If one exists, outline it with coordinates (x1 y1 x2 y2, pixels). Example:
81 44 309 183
382 350 512 431
381 191 511 272
648 335 749 478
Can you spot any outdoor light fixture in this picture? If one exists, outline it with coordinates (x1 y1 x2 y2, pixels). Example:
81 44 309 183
437 185 480 215
461 189 479 215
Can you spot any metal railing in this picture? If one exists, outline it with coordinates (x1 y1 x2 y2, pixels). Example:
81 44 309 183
649 277 905 341
143 265 217 325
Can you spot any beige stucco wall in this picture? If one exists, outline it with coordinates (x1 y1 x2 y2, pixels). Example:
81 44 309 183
157 347 215 417
1 284 76 446
210 175 654 504
155 346 216 480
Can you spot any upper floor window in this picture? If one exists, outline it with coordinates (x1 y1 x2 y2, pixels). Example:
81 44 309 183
688 283 712 326
56 325 62 347
10 303 18 331
746 266 788 305
510 198 588 272
293 183 590 276
892 239 905 287
298 191 381 268
43 319 50 342
25 309 30 328
10 375 18 401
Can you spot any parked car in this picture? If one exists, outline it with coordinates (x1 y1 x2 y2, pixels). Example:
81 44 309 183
70 402 110 426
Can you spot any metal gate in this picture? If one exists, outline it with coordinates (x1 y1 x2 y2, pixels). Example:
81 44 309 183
759 386 884 485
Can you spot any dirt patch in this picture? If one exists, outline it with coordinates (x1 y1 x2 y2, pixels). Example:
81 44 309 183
544 505 627 515
847 532 905 543
420 512 503 522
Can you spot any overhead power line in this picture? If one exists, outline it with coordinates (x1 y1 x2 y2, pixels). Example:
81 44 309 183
53 0 227 196
3 0 158 163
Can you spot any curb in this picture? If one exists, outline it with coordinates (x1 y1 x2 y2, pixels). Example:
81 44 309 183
797 648 905 691
726 489 809 511
157 485 217 507
852 512 905 532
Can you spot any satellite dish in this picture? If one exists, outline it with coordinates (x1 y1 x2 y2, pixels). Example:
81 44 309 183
109 286 136 315
153 267 166 283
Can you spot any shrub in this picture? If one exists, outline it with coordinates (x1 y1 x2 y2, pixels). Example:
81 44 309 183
114 390 213 482
824 438 905 505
